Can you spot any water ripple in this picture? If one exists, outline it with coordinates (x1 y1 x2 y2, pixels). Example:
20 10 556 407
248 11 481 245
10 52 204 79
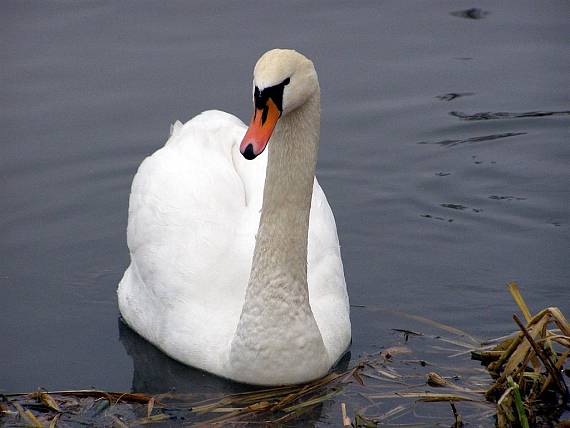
436 92 474 101
441 203 482 213
450 8 489 20
488 195 527 201
420 214 454 223
450 110 570 121
417 132 526 148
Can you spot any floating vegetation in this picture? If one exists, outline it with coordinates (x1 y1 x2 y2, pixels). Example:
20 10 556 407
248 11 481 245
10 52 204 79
0 326 493 426
2 363 348 426
0 352 494 427
472 283 570 427
2 285 567 426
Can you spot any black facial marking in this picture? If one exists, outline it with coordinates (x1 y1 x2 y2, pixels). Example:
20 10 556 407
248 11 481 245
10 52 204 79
254 77 291 116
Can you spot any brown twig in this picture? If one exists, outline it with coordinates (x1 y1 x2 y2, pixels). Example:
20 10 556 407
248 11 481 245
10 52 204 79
450 401 463 427
513 314 568 397
539 351 569 397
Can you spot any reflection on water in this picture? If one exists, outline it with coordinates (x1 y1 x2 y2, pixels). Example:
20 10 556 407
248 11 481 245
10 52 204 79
119 319 352 395
118 319 248 395
119 319 355 425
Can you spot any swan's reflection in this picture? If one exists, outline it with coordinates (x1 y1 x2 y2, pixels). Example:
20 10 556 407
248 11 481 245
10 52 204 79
118 318 351 425
118 318 248 394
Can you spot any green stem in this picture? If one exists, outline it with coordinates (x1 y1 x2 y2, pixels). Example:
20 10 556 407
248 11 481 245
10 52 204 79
507 376 529 428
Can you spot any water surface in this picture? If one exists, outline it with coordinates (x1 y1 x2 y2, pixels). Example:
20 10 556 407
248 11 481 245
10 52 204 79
1 0 568 423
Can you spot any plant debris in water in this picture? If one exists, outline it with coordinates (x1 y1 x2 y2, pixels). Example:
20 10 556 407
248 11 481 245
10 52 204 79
471 283 570 427
1 283 568 427
0 331 493 426
0 354 492 427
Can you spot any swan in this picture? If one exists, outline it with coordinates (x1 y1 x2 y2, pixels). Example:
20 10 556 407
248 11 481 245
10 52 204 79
117 49 351 385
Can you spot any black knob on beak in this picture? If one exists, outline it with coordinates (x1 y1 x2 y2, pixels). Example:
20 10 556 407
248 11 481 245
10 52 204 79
242 143 256 160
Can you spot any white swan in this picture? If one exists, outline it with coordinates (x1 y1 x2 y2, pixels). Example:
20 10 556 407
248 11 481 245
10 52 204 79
118 49 351 385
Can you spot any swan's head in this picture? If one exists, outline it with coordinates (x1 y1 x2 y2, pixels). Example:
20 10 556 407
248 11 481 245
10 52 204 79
240 49 318 160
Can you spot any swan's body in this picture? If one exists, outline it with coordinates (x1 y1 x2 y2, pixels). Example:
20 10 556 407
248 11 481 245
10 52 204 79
118 50 351 385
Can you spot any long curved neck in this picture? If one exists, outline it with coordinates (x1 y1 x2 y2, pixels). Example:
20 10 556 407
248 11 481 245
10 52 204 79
229 89 329 384
252 89 320 288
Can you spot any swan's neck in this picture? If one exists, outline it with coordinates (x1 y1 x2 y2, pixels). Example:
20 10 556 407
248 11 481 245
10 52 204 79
229 89 330 384
254 92 320 284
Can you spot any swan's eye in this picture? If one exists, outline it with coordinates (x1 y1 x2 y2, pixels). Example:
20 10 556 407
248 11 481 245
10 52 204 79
254 78 290 113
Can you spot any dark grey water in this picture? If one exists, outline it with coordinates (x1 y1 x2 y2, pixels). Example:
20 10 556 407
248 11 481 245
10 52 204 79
1 0 568 417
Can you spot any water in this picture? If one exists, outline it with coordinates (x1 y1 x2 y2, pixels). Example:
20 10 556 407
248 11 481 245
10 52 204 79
1 0 568 421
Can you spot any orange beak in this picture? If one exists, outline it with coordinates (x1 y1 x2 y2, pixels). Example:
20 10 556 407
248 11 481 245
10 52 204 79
240 98 281 160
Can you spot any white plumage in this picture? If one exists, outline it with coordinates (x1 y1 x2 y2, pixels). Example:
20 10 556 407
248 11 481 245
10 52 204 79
118 50 350 385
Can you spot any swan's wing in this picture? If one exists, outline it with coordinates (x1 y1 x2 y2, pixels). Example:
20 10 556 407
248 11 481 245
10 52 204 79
120 111 266 347
119 109 349 365
308 180 352 361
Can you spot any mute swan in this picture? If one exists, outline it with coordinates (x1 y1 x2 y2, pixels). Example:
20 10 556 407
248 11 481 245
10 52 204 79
118 49 351 385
